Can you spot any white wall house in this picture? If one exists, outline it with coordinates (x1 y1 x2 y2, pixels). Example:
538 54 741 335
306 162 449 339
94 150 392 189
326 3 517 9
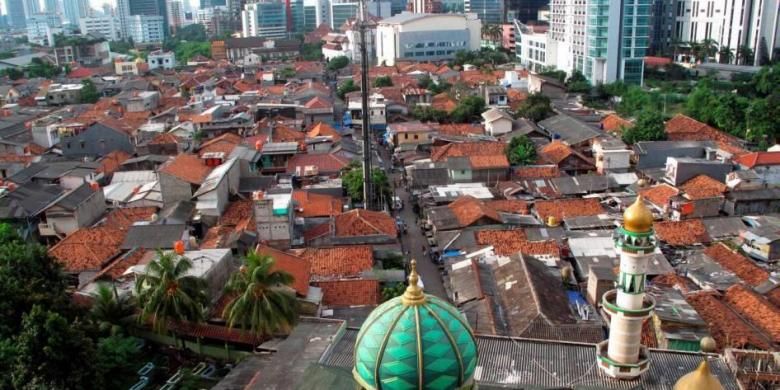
514 21 555 73
148 50 176 70
79 16 122 41
481 108 513 137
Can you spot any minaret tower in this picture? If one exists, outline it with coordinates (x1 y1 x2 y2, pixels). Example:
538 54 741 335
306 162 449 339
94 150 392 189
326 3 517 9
597 192 657 379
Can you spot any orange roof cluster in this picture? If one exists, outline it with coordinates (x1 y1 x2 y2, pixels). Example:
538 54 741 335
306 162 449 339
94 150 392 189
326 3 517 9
640 184 679 207
49 227 124 273
306 122 341 141
653 219 710 246
534 198 604 221
681 175 727 200
159 153 213 185
665 114 745 154
104 207 158 230
435 123 484 136
474 230 560 257
272 124 305 143
601 114 634 133
469 154 509 169
256 245 310 296
723 284 780 343
335 209 397 238
538 141 572 164
704 243 768 287
430 142 505 162
314 279 380 307
219 199 255 232
686 291 771 351
198 132 243 157
650 273 696 293
301 246 373 280
734 151 780 168
431 93 458 113
515 165 561 179
487 199 529 215
448 196 501 226
286 153 350 174
97 150 130 175
292 190 343 218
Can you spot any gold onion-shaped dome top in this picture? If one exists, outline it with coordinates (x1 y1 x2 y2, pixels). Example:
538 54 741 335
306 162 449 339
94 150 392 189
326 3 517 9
674 360 724 390
624 194 654 233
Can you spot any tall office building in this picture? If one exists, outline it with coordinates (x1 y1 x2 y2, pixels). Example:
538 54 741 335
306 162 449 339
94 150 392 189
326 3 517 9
127 14 165 42
549 0 586 75
6 0 28 28
44 0 60 14
241 0 288 38
167 0 185 33
464 0 503 24
504 0 547 23
23 0 42 17
201 0 227 8
330 0 390 29
64 0 90 25
127 0 169 36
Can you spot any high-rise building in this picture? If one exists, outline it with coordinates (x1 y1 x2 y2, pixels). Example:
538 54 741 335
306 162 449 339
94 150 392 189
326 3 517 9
504 0 547 23
80 15 122 40
116 0 131 39
549 0 586 75
27 14 58 46
241 0 288 39
44 0 60 14
464 0 503 25
330 0 390 29
127 14 165 42
201 0 227 8
408 0 442 14
6 0 28 28
597 194 656 379
23 0 41 17
167 0 185 33
128 0 169 36
64 0 90 26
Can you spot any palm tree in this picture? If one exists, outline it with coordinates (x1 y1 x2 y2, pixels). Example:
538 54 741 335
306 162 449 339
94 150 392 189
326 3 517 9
718 46 734 64
737 45 754 65
222 250 298 337
91 282 135 335
700 39 718 62
135 250 208 333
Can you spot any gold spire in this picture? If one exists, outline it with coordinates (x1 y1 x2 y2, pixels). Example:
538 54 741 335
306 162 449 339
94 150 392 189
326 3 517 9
623 194 654 233
402 259 426 306
673 360 724 390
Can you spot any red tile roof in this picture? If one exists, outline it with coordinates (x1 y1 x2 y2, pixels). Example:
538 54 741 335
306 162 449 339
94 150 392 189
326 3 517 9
640 184 679 208
159 153 213 185
664 114 744 153
306 122 341 141
104 207 158 230
538 141 572 164
313 279 380 307
256 245 310 296
723 284 780 343
534 198 604 221
303 96 332 110
435 123 484 136
680 175 727 200
686 291 771 351
653 219 711 246
67 67 94 78
650 273 696 293
703 243 767 287
487 199 529 215
430 142 505 162
92 249 153 280
49 227 124 273
734 151 780 168
300 246 373 280
292 190 343 218
448 196 501 226
469 154 509 169
198 132 242 157
335 209 397 238
431 93 458 113
601 114 634 133
273 124 305 143
220 199 255 232
514 165 561 180
474 229 560 257
149 133 182 145
286 153 350 174
97 150 131 175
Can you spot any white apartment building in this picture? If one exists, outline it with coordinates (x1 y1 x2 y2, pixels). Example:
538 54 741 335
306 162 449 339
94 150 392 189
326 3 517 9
548 0 586 75
167 0 185 33
27 14 60 47
514 21 555 72
64 0 91 26
79 16 122 41
241 1 288 39
321 18 377 63
127 15 165 44
376 12 481 66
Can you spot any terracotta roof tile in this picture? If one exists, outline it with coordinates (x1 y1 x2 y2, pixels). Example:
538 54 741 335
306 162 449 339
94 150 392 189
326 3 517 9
601 114 634 133
286 153 350 174
435 123 483 136
538 141 572 164
49 226 124 273
159 153 213 185
665 114 745 154
335 209 397 238
306 122 341 141
220 199 255 232
653 219 710 246
650 273 696 293
686 291 771 351
487 199 529 214
704 243 768 287
97 150 131 175
313 279 380 307
300 246 373 280
256 245 310 296
198 132 242 157
200 225 236 249
723 284 780 343
474 229 560 257
431 93 458 113
640 184 679 208
149 133 182 145
430 142 505 162
292 190 343 218
448 196 501 226
507 89 527 111
514 165 561 180
92 249 153 280
681 175 727 200
641 318 658 348
469 154 509 169
104 207 158 230
534 198 604 221
734 151 780 168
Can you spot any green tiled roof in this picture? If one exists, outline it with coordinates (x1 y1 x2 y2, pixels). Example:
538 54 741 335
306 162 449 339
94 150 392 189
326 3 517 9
353 294 478 390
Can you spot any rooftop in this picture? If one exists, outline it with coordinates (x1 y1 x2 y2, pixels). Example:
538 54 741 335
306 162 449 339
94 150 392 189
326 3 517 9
654 219 711 246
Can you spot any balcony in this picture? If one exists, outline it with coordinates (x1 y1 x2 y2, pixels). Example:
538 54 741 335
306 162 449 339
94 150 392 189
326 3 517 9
38 222 58 237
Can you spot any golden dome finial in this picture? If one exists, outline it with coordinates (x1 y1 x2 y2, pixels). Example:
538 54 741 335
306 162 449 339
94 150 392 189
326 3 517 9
402 259 426 306
624 192 654 233
674 360 724 390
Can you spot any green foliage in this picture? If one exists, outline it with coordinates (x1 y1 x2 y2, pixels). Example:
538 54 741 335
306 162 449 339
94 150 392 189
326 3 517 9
92 336 142 389
173 24 208 42
382 254 405 270
135 251 209 333
382 283 406 302
451 47 510 68
373 75 393 87
343 162 390 203
754 64 780 96
451 95 485 123
79 79 100 104
515 93 553 122
506 135 537 165
411 106 448 122
91 283 134 336
621 110 666 144
0 51 15 59
276 66 296 80
417 75 450 94
223 251 299 336
301 42 323 61
712 93 749 137
109 40 134 54
1 68 24 80
337 80 359 99
174 41 211 63
746 92 780 143
565 70 591 93
618 85 662 117
539 69 566 83
27 57 61 78
737 45 754 65
327 56 350 71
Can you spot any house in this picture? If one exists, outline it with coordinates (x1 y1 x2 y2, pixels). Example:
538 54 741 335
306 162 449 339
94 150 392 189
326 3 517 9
481 108 513 137
600 114 633 135
261 142 300 174
633 140 725 171
402 88 431 106
474 230 561 264
704 243 769 285
117 90 160 112
645 285 710 352
670 175 727 220
592 138 631 173
301 96 334 127
0 182 65 237
653 219 711 247
386 122 435 147
686 291 774 351
723 188 780 216
158 153 214 208
147 50 175 70
426 196 503 232
193 158 240 221
664 157 732 186
286 153 350 178
120 224 189 251
734 151 780 186
292 190 343 220
446 155 509 185
254 189 294 248
537 141 595 175
300 246 379 307
431 92 458 113
42 84 84 106
39 183 106 238
527 73 566 98
445 259 498 334
740 227 780 263
482 85 508 107
664 114 745 155
49 226 125 286
305 209 397 246
61 122 135 157
533 198 605 224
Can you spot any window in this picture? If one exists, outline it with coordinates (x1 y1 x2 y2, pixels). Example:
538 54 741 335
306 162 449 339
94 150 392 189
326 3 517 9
80 141 85 149
414 134 418 140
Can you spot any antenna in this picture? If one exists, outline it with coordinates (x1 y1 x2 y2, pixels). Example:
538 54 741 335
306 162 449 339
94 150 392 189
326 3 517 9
358 0 373 210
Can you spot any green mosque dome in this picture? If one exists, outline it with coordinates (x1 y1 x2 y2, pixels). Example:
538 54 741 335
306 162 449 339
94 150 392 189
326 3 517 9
353 260 478 390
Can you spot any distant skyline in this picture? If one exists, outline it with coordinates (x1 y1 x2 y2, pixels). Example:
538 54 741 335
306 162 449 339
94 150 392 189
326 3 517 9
0 0 197 14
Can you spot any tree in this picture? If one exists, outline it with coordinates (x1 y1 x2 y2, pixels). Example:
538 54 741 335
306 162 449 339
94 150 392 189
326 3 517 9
685 81 718 124
698 39 718 62
92 336 142 389
718 46 734 64
174 41 211 63
515 93 553 122
712 93 749 137
301 42 323 61
411 106 448 122
451 95 486 123
91 283 134 336
381 283 406 302
135 251 208 333
79 79 100 104
618 85 655 117
506 135 537 165
336 79 359 99
737 45 754 65
565 70 591 93
373 75 393 87
753 63 780 97
1 67 24 80
757 38 770 66
27 57 61 78
327 56 350 71
174 24 207 42
417 75 450 94
621 110 666 144
222 251 299 336
110 40 134 54
343 162 391 203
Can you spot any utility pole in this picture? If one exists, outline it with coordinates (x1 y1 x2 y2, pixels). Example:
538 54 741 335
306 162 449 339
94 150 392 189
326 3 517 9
358 0 372 210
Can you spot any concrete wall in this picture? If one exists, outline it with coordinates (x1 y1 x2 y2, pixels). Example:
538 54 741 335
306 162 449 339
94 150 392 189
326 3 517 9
159 172 194 208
